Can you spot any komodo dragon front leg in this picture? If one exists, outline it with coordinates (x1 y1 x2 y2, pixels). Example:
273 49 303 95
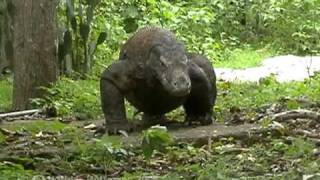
100 60 137 134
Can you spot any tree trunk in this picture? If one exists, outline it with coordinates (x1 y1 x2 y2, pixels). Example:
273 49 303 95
0 0 12 74
11 0 58 110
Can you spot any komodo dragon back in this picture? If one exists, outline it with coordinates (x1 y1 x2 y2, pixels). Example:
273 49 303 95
119 27 179 62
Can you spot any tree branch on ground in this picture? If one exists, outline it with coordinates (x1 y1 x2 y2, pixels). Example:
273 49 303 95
262 109 320 122
0 109 41 120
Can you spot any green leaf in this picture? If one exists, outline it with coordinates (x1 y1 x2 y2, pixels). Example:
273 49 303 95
97 32 107 45
124 6 139 18
286 99 300 110
141 126 173 160
79 23 90 41
141 139 153 159
146 0 157 6
123 18 138 33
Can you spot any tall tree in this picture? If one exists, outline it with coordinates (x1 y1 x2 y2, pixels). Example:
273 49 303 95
11 0 58 110
0 0 12 74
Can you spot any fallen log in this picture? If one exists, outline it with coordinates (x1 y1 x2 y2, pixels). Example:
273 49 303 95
0 109 41 119
120 123 262 147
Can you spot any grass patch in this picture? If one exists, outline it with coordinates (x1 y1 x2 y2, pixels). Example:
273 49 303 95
0 162 37 179
0 77 12 113
0 132 5 144
215 75 320 121
33 76 102 119
1 120 68 134
121 137 320 179
215 46 276 69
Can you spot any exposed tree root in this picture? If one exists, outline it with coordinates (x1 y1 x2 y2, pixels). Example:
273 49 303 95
267 109 320 122
294 129 320 139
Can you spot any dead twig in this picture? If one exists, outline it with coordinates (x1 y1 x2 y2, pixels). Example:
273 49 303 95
294 129 320 139
263 109 320 122
218 147 251 154
308 138 320 146
313 149 320 156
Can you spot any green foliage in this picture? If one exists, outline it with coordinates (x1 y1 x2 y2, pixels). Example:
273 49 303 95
215 45 276 69
95 0 319 63
58 0 107 76
265 0 320 54
68 0 320 88
67 134 130 173
0 77 12 112
285 138 315 159
0 131 5 144
215 74 320 121
2 121 67 134
141 125 173 159
197 158 234 179
271 139 289 153
32 77 101 119
79 140 115 169
0 162 36 179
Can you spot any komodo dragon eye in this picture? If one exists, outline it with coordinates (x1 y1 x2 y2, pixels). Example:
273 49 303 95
159 56 168 67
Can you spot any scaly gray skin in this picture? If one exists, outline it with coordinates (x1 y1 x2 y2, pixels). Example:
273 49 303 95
184 53 217 125
100 27 216 134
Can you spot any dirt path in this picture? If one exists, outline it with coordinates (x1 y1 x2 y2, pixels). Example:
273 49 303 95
215 55 320 82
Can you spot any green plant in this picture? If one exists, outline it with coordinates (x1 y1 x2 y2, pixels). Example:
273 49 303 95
0 132 5 145
285 138 315 159
58 0 107 76
215 74 320 122
73 136 129 173
0 162 37 179
141 125 173 159
214 45 276 69
2 121 68 134
32 77 101 119
265 0 320 55
0 77 12 112
198 157 234 180
81 141 115 170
